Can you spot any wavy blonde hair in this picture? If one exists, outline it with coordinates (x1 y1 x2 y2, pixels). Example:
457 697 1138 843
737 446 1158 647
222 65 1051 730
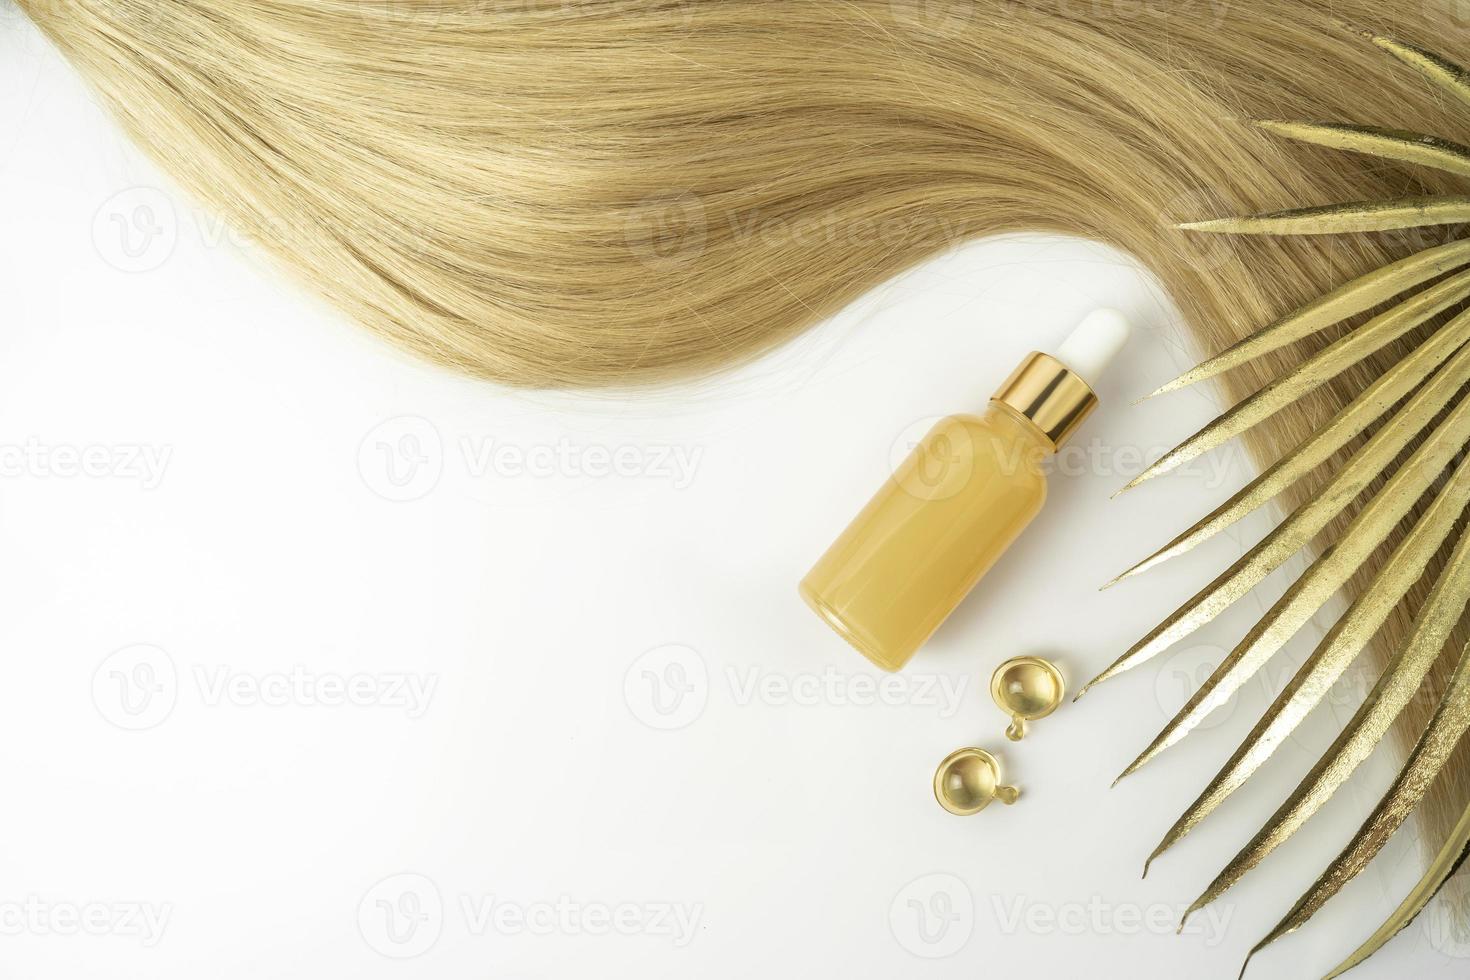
16 0 1470 945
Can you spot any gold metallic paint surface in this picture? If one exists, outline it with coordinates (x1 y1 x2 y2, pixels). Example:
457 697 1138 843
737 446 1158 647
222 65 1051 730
1122 274 1470 490
1117 404 1470 782
1250 640 1470 965
1120 25 1470 977
993 352 1098 450
1146 451 1470 870
1078 340 1470 699
1108 318 1470 586
1144 239 1470 398
1324 798 1470 979
1255 119 1470 180
1186 516 1470 925
1367 32 1470 111
1177 195 1470 236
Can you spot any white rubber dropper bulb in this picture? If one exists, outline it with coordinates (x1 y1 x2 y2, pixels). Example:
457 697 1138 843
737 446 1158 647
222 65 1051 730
1055 309 1131 390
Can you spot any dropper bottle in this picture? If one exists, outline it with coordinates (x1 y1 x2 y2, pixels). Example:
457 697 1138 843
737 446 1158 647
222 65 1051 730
800 309 1131 672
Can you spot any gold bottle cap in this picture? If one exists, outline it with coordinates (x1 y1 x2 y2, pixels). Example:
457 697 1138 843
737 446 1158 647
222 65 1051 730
992 352 1097 450
993 310 1130 449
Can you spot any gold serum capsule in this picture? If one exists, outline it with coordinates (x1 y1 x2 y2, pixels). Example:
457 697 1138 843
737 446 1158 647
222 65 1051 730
800 310 1131 672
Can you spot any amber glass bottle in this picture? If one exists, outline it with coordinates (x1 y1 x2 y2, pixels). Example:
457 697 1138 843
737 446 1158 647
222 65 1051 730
800 310 1130 671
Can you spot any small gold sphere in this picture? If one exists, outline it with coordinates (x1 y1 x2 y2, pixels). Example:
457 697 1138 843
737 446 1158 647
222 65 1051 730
991 656 1066 741
933 747 1021 815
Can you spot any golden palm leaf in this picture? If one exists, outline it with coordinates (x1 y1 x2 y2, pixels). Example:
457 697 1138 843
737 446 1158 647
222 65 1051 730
1080 25 1470 978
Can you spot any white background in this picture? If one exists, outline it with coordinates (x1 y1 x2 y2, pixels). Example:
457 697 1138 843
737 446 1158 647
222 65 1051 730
3 8 1468 978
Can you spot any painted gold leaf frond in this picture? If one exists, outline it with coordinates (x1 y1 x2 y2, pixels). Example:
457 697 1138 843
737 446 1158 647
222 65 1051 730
1078 329 1470 698
1244 635 1470 973
1105 313 1470 586
1145 238 1470 398
1115 394 1470 787
1187 519 1470 927
1177 195 1470 236
1122 271 1470 491
1324 798 1470 978
1366 30 1470 110
1098 24 1470 978
1144 440 1470 871
1253 120 1470 180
